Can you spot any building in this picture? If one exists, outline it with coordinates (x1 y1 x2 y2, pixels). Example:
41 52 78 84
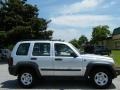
112 27 120 49
98 27 120 50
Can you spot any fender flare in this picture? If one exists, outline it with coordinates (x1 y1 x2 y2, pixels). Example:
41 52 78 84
84 61 116 78
16 61 41 77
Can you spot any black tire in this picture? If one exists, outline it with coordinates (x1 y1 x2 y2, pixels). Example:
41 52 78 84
18 69 37 88
91 69 112 89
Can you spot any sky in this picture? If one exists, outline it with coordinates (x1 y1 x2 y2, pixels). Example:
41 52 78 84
27 0 120 41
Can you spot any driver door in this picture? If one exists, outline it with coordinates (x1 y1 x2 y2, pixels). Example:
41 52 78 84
53 43 82 76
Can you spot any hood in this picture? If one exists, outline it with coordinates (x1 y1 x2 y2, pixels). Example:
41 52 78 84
81 54 114 63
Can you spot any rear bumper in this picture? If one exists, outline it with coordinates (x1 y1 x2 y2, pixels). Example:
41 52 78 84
8 66 17 76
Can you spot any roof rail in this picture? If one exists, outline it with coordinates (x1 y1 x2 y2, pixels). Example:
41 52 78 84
51 39 64 42
19 39 64 42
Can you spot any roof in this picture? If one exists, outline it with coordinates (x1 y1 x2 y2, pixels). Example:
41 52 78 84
18 40 65 44
113 27 120 35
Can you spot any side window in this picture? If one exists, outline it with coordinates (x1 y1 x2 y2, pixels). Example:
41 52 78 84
55 43 76 57
32 43 50 56
16 43 30 55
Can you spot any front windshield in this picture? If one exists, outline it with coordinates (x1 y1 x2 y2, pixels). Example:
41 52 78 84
69 43 81 54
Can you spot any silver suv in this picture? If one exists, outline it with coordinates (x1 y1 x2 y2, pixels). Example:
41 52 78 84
8 40 120 88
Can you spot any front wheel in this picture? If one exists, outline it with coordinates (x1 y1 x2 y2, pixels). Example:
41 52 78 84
91 69 112 88
18 70 36 88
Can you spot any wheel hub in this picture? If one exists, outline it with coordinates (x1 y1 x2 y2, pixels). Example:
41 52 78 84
21 73 32 85
94 72 108 86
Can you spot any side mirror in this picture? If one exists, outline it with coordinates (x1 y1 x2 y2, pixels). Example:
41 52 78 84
70 53 77 58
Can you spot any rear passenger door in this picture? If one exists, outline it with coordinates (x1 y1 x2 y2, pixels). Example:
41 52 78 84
31 42 54 76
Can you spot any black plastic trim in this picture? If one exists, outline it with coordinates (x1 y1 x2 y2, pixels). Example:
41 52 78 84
84 61 117 78
41 69 81 71
8 61 41 77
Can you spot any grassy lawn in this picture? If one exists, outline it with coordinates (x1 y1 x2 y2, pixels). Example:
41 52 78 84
112 50 120 66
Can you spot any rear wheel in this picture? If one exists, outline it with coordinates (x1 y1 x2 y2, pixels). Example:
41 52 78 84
18 69 37 88
91 69 112 88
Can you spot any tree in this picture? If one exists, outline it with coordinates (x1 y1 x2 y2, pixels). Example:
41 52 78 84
69 39 80 48
113 27 120 35
69 35 88 49
78 35 88 46
0 0 53 47
91 25 111 44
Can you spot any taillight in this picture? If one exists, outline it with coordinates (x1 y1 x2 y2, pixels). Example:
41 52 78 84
8 57 13 66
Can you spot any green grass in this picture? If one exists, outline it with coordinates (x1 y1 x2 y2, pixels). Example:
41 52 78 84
112 50 120 66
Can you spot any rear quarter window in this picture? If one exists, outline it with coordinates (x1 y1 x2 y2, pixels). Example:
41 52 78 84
16 43 30 55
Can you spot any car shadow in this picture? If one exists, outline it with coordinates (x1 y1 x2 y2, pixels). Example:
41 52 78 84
0 79 20 89
0 78 116 89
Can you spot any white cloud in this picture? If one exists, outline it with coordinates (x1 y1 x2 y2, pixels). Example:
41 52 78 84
48 27 93 41
48 0 120 41
60 0 104 14
50 28 82 41
50 14 120 41
51 14 119 28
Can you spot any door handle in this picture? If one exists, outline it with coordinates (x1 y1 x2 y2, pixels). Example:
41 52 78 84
30 57 37 60
55 58 62 61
